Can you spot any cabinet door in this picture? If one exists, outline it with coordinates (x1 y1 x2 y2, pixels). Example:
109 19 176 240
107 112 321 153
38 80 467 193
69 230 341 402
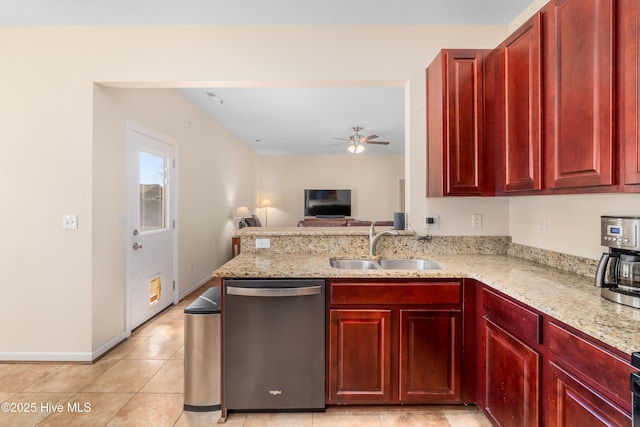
427 50 491 196
544 0 615 189
620 0 640 187
328 309 393 403
547 362 630 427
399 310 461 402
483 318 540 427
500 13 543 193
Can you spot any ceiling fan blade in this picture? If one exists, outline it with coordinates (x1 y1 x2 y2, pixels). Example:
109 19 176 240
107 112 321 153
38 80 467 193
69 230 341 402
327 142 349 147
364 135 380 141
365 141 390 145
331 137 351 142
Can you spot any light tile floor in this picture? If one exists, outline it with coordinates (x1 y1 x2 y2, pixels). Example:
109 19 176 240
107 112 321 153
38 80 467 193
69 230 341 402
0 284 493 426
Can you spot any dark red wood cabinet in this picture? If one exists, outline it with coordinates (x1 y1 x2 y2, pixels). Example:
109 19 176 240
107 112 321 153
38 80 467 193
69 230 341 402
329 308 392 402
619 0 640 189
327 279 466 404
478 287 542 427
487 13 544 194
543 0 616 190
427 49 493 197
546 321 635 426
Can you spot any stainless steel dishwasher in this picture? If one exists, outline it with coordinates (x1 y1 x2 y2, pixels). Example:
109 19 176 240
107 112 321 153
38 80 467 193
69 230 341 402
222 279 325 412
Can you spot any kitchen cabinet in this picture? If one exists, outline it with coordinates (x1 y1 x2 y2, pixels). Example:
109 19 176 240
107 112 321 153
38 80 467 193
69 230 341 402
328 308 392 402
543 0 616 190
488 13 543 194
546 321 635 426
478 287 542 427
619 0 640 190
327 279 465 404
427 49 493 197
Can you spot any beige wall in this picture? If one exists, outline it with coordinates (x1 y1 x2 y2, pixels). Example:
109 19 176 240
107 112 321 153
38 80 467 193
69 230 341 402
257 155 404 226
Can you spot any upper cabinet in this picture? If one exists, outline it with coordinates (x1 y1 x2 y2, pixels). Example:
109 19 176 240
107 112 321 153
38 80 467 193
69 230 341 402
488 13 544 194
543 0 615 190
428 0 640 196
620 0 640 190
427 49 493 197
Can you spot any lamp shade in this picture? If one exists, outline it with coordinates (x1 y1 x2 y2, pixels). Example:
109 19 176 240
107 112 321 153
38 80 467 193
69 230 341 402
259 199 272 208
235 206 250 217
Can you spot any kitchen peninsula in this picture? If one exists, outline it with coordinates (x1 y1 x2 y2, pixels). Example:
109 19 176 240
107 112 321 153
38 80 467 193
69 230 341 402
214 226 640 425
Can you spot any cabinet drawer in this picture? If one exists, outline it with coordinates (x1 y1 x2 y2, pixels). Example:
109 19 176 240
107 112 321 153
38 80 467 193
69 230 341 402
330 281 461 306
548 321 635 413
482 288 541 345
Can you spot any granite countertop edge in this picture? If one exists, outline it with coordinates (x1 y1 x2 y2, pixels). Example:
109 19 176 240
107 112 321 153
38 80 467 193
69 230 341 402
213 253 640 357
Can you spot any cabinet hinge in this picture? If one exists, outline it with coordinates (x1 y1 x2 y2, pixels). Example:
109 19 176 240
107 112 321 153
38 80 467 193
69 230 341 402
173 280 175 290
172 219 175 229
172 158 176 168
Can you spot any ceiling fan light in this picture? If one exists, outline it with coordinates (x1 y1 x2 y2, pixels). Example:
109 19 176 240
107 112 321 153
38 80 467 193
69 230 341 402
348 144 356 153
354 144 365 154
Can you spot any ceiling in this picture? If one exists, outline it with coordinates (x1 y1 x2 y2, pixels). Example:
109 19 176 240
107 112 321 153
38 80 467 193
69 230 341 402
2 0 535 155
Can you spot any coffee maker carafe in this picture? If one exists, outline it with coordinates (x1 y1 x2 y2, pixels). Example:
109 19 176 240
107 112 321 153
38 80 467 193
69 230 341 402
595 216 640 309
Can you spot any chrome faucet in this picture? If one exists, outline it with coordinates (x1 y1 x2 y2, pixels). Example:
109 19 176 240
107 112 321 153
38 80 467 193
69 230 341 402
369 221 399 256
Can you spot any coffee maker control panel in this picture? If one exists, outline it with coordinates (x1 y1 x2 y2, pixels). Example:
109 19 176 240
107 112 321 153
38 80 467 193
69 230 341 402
601 216 640 251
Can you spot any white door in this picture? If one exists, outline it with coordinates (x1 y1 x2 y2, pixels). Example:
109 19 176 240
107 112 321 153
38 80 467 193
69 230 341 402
126 122 178 332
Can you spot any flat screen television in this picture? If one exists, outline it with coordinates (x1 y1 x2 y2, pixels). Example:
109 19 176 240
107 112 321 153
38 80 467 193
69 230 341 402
304 189 351 217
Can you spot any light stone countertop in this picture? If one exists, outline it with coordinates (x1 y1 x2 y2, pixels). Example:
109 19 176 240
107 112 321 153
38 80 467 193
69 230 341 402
214 251 640 357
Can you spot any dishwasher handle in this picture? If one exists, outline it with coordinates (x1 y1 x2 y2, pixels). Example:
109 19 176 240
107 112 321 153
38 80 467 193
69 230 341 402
227 285 322 298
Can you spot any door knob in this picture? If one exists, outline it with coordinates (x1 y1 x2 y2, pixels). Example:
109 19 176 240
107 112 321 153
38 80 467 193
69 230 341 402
133 242 143 250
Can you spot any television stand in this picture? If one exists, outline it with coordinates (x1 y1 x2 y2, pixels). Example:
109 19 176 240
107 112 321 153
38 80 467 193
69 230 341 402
315 215 346 219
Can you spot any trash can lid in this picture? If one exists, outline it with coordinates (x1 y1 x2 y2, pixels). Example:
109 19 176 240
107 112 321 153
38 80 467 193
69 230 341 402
184 287 221 314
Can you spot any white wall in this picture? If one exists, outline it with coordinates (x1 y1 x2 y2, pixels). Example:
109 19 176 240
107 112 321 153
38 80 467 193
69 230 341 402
257 155 404 226
509 194 640 260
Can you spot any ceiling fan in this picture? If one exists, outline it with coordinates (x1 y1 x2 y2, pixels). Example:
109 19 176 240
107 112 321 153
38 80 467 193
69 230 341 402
329 126 390 154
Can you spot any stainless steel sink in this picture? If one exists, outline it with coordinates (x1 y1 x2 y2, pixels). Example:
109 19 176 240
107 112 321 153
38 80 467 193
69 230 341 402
379 258 442 270
330 259 381 270
330 258 441 270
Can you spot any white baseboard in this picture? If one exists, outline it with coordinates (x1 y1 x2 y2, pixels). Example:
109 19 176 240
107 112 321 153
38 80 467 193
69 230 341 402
0 276 212 363
179 274 215 300
0 331 128 363
0 352 93 362
92 331 128 361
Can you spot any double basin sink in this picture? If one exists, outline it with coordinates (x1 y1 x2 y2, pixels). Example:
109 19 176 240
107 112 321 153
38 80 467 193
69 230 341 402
330 258 441 270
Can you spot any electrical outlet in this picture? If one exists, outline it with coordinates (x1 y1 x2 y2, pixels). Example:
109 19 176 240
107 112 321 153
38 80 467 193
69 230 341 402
255 238 271 249
471 213 483 230
426 215 439 230
537 217 547 234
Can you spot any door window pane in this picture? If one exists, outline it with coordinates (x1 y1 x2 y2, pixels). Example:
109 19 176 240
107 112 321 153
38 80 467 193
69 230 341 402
139 151 166 232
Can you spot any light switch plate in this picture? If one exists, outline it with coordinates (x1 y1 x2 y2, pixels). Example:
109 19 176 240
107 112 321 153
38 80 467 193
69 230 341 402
63 215 78 230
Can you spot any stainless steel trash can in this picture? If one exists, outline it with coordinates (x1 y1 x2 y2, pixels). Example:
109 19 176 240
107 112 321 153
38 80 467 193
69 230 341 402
184 286 221 411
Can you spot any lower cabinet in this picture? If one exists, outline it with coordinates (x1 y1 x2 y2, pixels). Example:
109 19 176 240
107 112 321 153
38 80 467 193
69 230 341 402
478 285 635 427
547 362 630 427
546 321 635 427
400 310 462 402
479 287 542 427
327 279 464 404
483 318 540 427
325 279 635 423
328 309 392 402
